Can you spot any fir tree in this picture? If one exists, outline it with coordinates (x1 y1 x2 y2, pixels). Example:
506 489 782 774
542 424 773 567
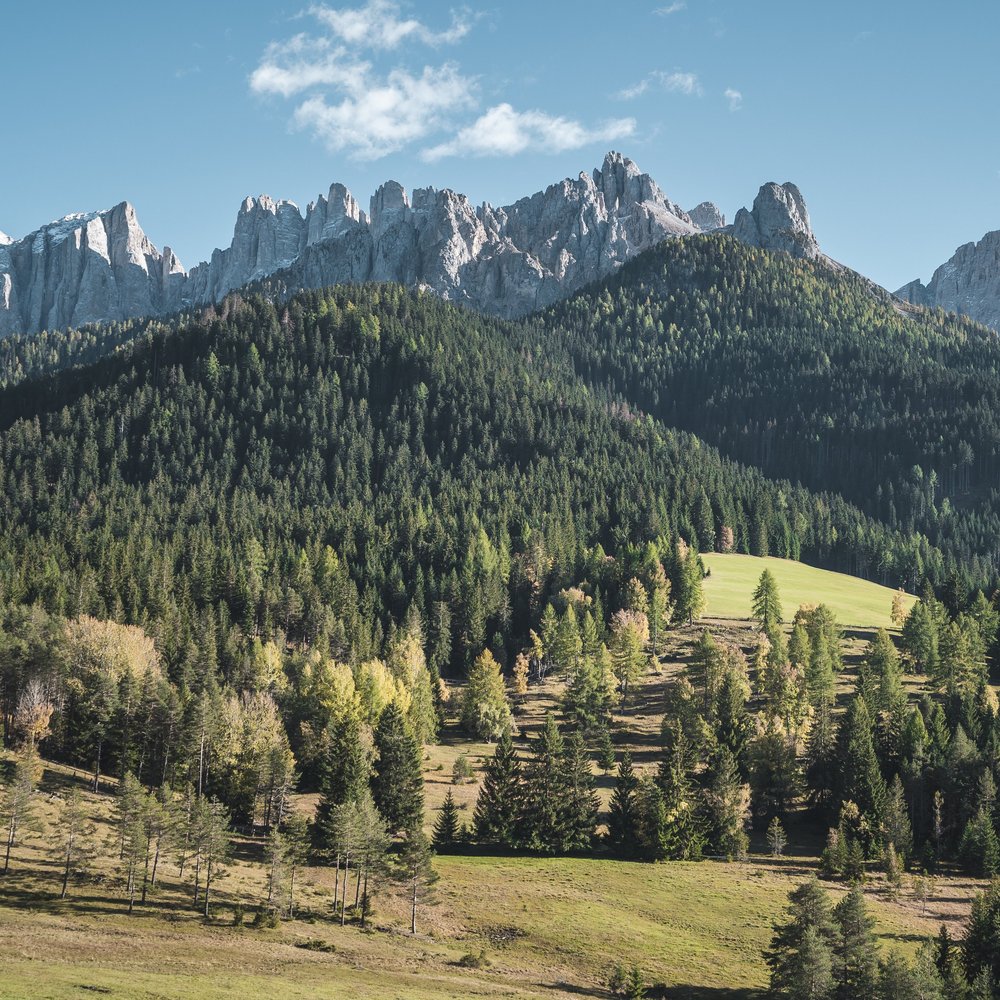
832 884 879 999
433 789 460 851
473 730 521 847
372 702 424 836
752 569 783 632
608 750 640 856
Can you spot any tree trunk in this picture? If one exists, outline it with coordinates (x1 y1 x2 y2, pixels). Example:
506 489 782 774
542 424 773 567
193 851 201 905
411 879 417 934
151 837 161 888
61 843 71 898
141 837 152 903
204 859 213 918
332 853 340 913
340 854 350 926
287 866 295 920
93 737 103 793
354 863 361 908
361 870 370 929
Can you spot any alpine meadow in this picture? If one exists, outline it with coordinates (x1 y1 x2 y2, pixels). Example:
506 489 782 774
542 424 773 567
5 3 1000 999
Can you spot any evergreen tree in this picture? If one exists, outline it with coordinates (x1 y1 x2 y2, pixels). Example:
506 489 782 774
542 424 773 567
473 730 521 847
433 789 460 851
522 714 571 854
833 884 879 1000
52 786 97 898
608 750 640 856
1 749 42 873
372 703 424 836
396 829 438 935
752 569 783 632
767 878 838 999
705 747 750 860
562 732 598 851
834 697 887 850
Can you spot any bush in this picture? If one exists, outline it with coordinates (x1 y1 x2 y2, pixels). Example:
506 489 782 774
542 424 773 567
232 904 245 927
453 754 474 784
251 907 281 929
456 949 490 969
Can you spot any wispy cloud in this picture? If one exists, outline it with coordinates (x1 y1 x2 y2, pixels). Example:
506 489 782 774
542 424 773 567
654 2 686 14
724 87 743 112
423 103 635 160
309 0 472 50
618 70 702 100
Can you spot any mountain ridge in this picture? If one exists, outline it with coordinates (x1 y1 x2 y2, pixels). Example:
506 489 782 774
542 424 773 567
0 153 825 337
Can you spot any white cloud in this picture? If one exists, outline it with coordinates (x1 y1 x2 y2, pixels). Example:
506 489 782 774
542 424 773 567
654 2 686 13
295 63 475 158
724 87 743 111
309 0 471 50
618 70 702 100
423 103 636 160
250 10 476 158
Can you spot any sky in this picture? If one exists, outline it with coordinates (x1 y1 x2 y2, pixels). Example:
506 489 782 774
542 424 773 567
2 0 999 292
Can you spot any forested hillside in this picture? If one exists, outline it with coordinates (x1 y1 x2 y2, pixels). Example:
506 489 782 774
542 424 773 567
545 235 1000 589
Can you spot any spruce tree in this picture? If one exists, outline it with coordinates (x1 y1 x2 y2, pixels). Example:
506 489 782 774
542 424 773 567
834 697 886 850
372 703 424 835
433 789 460 851
315 712 371 843
832 884 879 1000
608 750 639 856
767 878 838 998
752 569 783 632
473 730 521 847
563 732 598 851
522 714 570 853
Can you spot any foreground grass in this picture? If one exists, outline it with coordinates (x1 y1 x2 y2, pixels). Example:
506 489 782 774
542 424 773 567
0 837 965 1000
701 553 916 628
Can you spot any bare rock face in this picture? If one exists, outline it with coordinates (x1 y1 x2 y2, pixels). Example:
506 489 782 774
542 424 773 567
731 182 821 260
0 202 184 337
896 231 1000 331
0 153 819 336
688 202 726 232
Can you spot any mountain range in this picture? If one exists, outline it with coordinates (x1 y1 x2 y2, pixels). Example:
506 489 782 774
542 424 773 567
0 153 823 337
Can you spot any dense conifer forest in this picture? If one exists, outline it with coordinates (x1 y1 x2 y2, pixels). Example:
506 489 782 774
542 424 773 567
4 238 1000 997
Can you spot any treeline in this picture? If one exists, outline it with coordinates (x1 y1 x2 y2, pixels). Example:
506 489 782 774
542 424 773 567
0 284 943 700
544 234 1000 590
766 877 998 998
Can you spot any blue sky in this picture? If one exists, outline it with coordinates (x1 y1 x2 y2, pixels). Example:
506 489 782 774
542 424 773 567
2 0 998 291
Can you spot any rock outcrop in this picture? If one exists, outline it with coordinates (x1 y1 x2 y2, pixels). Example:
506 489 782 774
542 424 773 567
730 182 821 260
0 203 184 337
0 154 821 336
688 202 726 232
895 231 1000 331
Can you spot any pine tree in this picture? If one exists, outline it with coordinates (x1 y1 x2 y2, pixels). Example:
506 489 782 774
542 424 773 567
596 725 616 775
283 813 311 919
832 884 879 999
372 702 424 835
433 789 460 851
705 747 750 860
52 786 97 898
397 829 438 934
608 751 639 856
834 697 886 850
767 878 838 999
1 749 43 874
768 816 787 858
473 730 521 847
522 714 570 853
752 569 783 632
882 774 913 863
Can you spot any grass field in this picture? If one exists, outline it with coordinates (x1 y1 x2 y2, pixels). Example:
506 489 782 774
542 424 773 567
701 553 916 628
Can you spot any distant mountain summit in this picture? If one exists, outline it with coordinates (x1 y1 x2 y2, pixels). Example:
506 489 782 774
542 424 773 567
896 231 1000 331
0 153 822 336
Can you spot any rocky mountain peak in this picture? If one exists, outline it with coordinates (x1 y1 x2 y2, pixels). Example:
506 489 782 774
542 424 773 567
896 230 1000 331
0 230 12 246
0 153 831 337
732 181 820 259
688 202 726 232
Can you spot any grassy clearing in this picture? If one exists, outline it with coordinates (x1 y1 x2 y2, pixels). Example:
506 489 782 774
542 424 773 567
701 553 916 628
